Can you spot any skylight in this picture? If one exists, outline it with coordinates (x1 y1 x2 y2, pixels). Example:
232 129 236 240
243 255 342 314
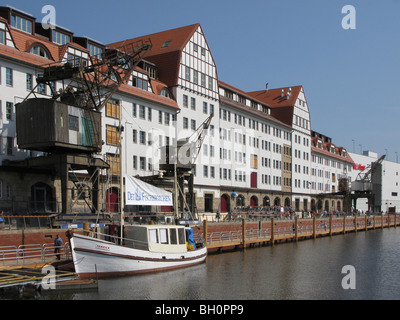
161 40 171 48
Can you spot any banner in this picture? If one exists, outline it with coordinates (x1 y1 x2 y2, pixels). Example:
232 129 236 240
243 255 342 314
125 175 173 206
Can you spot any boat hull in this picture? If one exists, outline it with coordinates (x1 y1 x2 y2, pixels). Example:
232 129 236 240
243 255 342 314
70 234 207 278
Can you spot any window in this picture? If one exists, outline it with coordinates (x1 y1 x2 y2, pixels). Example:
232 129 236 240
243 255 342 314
170 228 177 245
193 70 198 84
185 67 190 81
0 30 5 45
140 157 146 170
11 14 32 34
183 95 188 108
37 83 46 95
164 113 170 126
183 117 188 129
139 105 145 119
191 119 196 131
147 107 152 121
106 101 120 119
132 76 148 91
30 45 49 58
132 103 137 117
160 228 169 244
88 43 103 59
158 110 163 124
132 156 137 169
106 153 120 175
132 129 137 143
6 102 13 120
191 97 196 110
203 102 208 114
52 30 70 45
6 68 12 86
68 115 79 131
161 40 171 48
106 125 119 146
178 229 185 245
149 229 158 243
139 131 146 145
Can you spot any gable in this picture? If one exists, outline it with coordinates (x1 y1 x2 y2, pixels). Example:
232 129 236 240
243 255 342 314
0 19 16 48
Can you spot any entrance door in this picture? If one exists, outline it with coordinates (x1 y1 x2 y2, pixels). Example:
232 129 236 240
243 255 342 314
204 194 213 212
34 187 46 212
220 194 230 213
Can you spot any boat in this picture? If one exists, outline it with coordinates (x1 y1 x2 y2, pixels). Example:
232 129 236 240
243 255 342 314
68 224 207 278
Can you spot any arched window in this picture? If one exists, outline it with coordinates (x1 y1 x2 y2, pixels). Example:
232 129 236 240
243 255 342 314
29 45 50 59
160 88 171 98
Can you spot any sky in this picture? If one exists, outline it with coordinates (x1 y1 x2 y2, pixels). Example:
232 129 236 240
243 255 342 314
6 0 400 161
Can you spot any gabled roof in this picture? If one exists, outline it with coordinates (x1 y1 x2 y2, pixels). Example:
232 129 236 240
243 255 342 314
108 24 200 87
248 85 302 108
109 23 200 57
247 86 303 127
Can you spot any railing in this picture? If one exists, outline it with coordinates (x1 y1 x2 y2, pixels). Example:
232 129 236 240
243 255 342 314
0 243 71 266
205 214 400 249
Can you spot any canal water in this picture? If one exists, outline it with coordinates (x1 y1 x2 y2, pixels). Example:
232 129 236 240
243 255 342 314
43 228 400 300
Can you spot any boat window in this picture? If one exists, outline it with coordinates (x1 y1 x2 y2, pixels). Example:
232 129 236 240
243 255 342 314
178 229 186 245
160 228 169 244
149 229 158 243
170 228 177 245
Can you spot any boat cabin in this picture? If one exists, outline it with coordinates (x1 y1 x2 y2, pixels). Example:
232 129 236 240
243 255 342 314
124 225 196 253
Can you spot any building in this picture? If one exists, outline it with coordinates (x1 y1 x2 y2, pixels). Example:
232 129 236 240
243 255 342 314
349 151 400 213
0 5 366 218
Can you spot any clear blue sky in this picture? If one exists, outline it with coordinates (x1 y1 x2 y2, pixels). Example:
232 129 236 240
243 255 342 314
7 0 400 161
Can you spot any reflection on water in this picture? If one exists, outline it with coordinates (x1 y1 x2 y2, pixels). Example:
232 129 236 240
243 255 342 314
38 228 400 300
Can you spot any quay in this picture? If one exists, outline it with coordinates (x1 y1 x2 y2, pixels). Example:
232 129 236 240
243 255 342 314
201 213 399 253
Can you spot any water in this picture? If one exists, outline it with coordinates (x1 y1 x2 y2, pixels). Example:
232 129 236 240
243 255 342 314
42 228 400 300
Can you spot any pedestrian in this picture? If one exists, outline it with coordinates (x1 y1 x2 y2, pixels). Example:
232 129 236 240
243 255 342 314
54 234 63 260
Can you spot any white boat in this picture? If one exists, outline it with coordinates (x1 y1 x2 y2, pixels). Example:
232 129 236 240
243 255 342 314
68 224 207 278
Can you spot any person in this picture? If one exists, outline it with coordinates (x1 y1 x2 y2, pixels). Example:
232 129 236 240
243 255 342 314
54 234 63 260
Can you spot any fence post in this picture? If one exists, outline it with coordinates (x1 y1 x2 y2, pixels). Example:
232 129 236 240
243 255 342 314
355 215 357 233
313 216 316 239
203 220 208 246
271 218 275 245
241 218 246 248
343 216 346 234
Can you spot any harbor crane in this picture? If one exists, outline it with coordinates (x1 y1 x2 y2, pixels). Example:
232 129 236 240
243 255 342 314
16 39 152 215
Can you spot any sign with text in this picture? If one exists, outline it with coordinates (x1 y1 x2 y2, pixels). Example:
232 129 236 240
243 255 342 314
125 175 173 206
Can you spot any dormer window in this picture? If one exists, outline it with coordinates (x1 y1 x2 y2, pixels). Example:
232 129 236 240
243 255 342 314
52 30 70 45
11 14 32 34
160 88 171 98
30 45 49 59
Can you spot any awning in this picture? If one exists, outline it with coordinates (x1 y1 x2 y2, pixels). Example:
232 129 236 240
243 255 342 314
125 175 173 206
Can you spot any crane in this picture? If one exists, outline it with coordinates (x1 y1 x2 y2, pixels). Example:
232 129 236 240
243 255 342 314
16 38 152 215
25 39 152 112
